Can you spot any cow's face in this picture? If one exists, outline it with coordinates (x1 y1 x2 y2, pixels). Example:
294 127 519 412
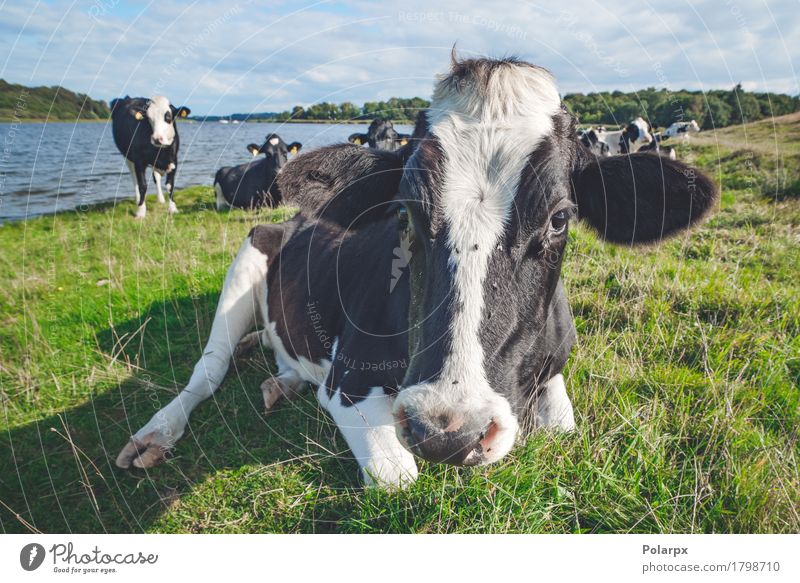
253 134 302 173
625 117 653 147
277 57 716 470
391 59 572 466
386 58 716 468
370 119 402 150
139 96 190 147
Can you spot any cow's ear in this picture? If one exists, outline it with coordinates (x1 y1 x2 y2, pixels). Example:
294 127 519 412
348 133 368 146
277 144 403 228
287 142 302 155
397 133 410 146
133 111 144 121
247 143 261 156
174 106 191 118
571 153 717 245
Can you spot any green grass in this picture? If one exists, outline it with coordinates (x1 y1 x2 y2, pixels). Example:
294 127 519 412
1 117 799 533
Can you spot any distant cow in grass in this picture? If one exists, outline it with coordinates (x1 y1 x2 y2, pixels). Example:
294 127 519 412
663 120 701 138
595 117 654 155
117 56 717 488
639 132 677 159
110 96 191 218
214 134 302 210
578 128 609 157
349 118 411 151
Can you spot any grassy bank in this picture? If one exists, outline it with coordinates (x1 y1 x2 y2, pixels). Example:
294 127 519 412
0 117 798 533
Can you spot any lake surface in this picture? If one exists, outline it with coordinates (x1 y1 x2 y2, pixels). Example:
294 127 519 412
0 121 412 222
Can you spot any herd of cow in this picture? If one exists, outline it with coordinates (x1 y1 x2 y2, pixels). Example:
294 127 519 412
578 117 701 159
113 56 717 488
110 95 700 219
110 99 413 217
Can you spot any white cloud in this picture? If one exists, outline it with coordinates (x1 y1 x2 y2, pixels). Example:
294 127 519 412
0 0 797 114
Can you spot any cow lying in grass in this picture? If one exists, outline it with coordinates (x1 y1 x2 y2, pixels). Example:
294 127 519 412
214 134 302 210
117 56 717 488
349 118 411 151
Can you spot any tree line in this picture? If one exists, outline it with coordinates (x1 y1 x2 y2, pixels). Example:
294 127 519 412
0 79 110 121
271 97 429 122
266 85 798 129
563 84 799 129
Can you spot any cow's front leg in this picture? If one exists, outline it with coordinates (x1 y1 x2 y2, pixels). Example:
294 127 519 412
153 169 166 204
115 236 268 469
317 385 418 489
533 373 576 431
126 160 148 219
165 163 179 214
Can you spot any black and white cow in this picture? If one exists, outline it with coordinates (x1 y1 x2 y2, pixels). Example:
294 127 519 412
214 134 302 210
638 132 677 159
110 96 191 218
594 117 654 156
116 57 716 487
578 128 609 157
663 119 700 138
348 118 411 151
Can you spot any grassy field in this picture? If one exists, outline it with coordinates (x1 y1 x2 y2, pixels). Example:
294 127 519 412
0 115 798 534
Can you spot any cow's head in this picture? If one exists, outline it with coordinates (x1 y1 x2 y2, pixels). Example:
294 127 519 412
623 117 653 150
249 134 302 173
130 95 190 147
279 56 717 468
349 118 410 151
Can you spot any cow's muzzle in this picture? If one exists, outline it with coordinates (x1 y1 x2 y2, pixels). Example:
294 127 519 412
396 409 500 466
392 386 519 466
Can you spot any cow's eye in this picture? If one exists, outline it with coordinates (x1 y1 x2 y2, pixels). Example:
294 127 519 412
550 209 568 234
397 206 410 231
164 112 172 123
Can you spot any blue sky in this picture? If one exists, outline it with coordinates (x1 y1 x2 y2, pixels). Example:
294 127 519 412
1 0 797 115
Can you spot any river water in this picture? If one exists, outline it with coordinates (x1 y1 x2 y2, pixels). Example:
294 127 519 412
0 121 412 222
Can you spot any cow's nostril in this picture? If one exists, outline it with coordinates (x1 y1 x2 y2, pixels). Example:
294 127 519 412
406 417 431 447
478 419 500 454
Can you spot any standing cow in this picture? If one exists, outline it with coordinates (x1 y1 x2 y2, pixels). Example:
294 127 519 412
348 118 411 151
117 57 716 487
214 134 302 210
110 96 191 218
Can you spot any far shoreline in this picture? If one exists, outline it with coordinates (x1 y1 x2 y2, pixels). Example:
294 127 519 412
0 118 411 125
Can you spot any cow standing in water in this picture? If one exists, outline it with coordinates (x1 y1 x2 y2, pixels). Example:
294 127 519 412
110 96 191 218
117 57 716 487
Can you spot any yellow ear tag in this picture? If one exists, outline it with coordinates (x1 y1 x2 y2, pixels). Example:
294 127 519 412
400 138 408 145
180 109 188 118
134 111 144 120
290 147 298 154
353 138 361 145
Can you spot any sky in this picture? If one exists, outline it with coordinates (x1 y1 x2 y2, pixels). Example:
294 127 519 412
0 0 797 115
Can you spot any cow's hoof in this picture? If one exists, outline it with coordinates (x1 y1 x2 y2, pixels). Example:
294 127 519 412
260 377 294 411
115 432 173 469
156 195 166 204
134 206 147 219
168 201 179 214
234 331 262 358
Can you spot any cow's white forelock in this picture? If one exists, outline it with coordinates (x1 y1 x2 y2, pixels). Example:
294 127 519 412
146 95 175 145
397 62 561 462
